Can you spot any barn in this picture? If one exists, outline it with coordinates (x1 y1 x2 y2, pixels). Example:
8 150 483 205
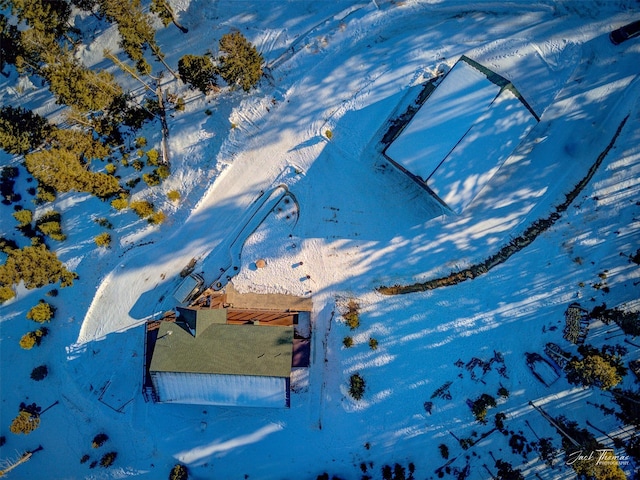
149 308 294 408
385 55 539 214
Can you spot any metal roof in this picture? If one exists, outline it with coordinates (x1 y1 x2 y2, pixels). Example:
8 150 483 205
149 320 293 378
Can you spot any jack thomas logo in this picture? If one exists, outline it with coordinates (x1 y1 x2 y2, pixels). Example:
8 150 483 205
566 449 631 467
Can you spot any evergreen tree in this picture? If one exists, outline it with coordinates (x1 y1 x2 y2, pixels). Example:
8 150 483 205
25 148 121 198
554 416 626 480
41 50 122 113
565 345 625 390
178 54 216 94
0 241 77 297
611 389 640 428
1 0 72 41
26 299 55 322
30 365 48 380
150 0 187 33
0 14 21 73
10 410 40 435
97 0 164 75
0 106 51 155
169 463 188 480
217 31 263 91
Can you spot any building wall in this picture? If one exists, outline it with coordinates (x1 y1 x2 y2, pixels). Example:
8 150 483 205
151 371 288 408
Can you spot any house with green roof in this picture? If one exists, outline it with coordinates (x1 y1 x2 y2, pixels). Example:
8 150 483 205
149 308 295 408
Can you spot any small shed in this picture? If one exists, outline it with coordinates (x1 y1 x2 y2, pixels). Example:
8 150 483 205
149 309 294 408
385 56 539 214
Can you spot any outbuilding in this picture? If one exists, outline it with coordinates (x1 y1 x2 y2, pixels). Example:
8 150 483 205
149 308 294 408
385 55 539 214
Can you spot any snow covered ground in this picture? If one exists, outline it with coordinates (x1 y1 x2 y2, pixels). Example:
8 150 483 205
1 1 639 479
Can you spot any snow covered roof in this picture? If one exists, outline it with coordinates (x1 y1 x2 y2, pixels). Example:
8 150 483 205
385 56 539 214
149 318 294 378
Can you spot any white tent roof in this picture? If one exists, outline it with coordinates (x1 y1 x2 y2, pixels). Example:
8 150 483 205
385 57 538 213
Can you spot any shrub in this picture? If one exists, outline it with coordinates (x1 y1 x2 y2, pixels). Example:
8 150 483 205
130 200 154 218
343 299 360 330
167 190 181 202
111 197 129 210
142 171 161 186
99 451 117 468
157 165 170 179
438 443 449 459
497 386 509 398
26 300 55 322
94 233 111 248
369 337 378 350
471 393 497 424
343 336 353 348
146 149 159 166
132 159 144 171
175 97 185 111
94 218 113 229
169 464 189 480
19 328 48 349
135 137 147 148
325 129 333 140
217 32 263 91
36 210 66 241
80 454 90 464
349 373 365 400
148 210 166 225
126 177 141 189
13 209 33 227
30 365 48 381
92 433 109 448
105 163 117 175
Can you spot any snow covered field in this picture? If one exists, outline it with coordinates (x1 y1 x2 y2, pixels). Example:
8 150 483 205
1 1 639 479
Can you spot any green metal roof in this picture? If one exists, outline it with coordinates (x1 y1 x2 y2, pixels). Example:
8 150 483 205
150 320 293 377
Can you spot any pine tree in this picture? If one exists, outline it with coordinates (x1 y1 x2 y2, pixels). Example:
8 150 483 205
0 106 51 155
0 14 21 73
565 345 624 390
169 464 189 480
150 0 187 33
178 54 216 94
0 241 77 295
217 31 263 91
97 0 168 75
25 148 122 198
9 411 40 435
30 365 48 380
